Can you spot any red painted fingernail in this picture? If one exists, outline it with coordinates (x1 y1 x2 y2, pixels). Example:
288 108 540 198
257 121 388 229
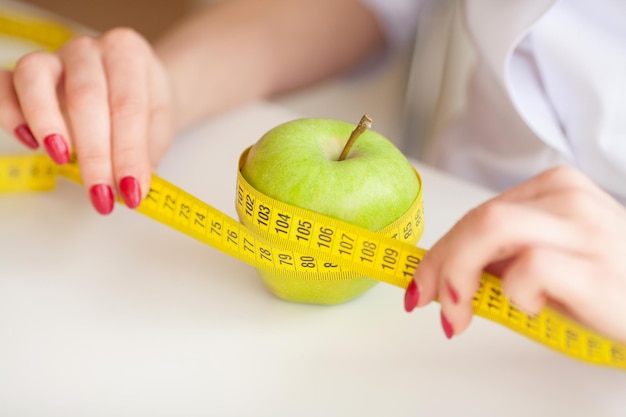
120 176 141 209
14 124 39 149
43 134 69 165
447 282 459 304
89 184 114 215
404 279 420 312
440 311 454 339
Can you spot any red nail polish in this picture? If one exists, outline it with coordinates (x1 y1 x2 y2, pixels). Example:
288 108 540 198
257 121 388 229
404 279 420 312
90 184 114 215
447 282 459 304
440 311 454 339
120 176 141 209
14 124 39 149
43 134 69 165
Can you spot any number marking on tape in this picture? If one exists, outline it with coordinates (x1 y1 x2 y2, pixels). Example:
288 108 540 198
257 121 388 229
0 8 624 371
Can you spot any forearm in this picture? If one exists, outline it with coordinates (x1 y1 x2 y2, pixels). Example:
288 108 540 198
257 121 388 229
154 0 384 132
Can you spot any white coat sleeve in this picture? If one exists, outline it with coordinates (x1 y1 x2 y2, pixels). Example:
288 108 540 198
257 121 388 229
359 0 421 51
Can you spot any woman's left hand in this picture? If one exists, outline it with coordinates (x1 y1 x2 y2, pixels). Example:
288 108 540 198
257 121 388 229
404 166 626 344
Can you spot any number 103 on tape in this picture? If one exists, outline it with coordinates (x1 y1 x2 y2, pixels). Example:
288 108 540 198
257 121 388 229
1 4 624 372
0 152 624 372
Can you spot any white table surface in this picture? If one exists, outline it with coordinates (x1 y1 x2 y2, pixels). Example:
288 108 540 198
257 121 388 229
1 102 625 417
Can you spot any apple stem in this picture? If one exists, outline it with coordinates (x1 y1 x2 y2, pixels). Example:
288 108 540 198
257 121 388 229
338 114 372 161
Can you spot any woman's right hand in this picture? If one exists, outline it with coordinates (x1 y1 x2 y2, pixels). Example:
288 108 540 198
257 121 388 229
0 27 174 214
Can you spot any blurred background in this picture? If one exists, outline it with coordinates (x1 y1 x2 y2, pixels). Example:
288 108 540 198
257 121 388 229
20 0 218 41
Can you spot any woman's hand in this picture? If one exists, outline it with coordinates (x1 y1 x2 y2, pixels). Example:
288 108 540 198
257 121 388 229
0 0 384 216
0 28 173 214
405 166 626 344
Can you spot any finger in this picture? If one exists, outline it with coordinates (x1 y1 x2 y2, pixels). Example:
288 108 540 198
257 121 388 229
494 166 607 205
101 28 152 209
419 201 586 302
12 52 70 163
0 71 39 149
499 248 551 316
411 249 443 309
519 190 623 271
60 36 114 215
437 276 464 339
527 188 623 236
146 59 173 172
420 202 587 337
500 247 626 342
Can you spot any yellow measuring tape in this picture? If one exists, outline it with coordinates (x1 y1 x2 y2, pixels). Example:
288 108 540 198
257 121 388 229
1 9 625 371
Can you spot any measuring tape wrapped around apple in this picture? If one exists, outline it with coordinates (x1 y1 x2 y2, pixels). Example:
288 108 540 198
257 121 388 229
0 8 624 371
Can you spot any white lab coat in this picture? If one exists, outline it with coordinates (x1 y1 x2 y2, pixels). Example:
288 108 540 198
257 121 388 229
363 0 626 203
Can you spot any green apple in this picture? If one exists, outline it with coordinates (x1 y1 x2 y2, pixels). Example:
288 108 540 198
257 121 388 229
240 117 419 304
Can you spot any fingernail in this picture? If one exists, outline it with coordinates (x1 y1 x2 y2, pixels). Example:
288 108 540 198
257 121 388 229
43 134 69 165
447 282 459 305
14 124 39 149
120 176 141 209
404 279 420 312
440 310 454 339
89 184 114 215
